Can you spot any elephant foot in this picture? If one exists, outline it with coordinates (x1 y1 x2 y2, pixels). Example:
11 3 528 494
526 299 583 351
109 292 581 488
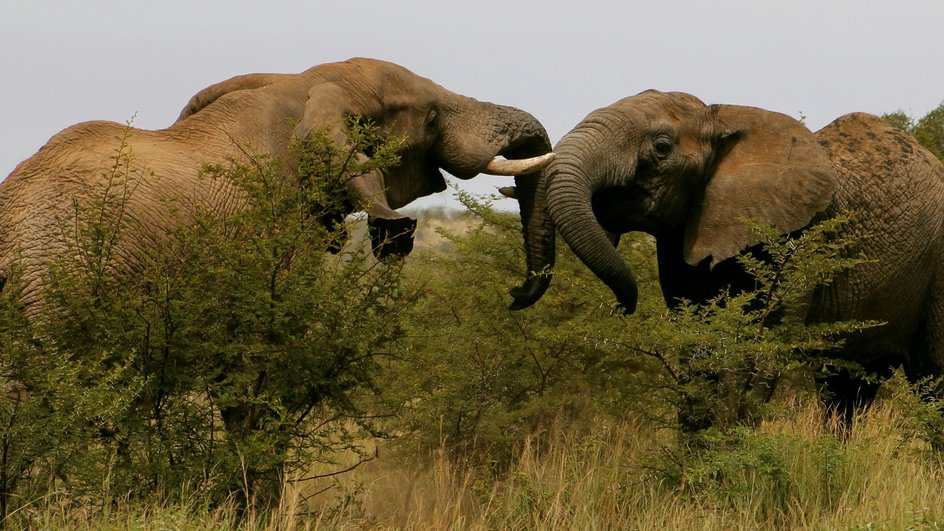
369 216 417 259
817 367 884 433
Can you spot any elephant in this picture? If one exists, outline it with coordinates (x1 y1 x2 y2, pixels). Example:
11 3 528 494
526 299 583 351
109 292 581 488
0 58 557 316
542 89 944 421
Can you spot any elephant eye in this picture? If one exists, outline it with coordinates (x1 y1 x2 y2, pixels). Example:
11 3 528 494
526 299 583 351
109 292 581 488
652 136 674 159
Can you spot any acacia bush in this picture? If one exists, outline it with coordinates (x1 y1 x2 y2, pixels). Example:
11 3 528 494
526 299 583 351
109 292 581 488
385 194 876 480
624 216 874 438
0 120 415 521
381 190 662 465
0 268 140 522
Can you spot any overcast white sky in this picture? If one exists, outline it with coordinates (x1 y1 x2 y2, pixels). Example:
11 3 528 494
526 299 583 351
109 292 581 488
2 1 943 209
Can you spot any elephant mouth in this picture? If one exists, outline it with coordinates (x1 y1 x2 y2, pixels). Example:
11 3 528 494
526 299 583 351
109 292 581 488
591 185 649 233
426 163 448 194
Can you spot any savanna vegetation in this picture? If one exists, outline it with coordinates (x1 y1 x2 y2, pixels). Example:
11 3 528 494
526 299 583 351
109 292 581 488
0 106 943 529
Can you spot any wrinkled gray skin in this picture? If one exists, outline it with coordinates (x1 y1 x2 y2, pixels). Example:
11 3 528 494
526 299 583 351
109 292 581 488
544 90 944 418
0 58 555 315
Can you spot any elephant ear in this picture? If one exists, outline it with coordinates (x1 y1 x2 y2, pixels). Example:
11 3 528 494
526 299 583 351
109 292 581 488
296 77 380 145
295 79 393 213
296 73 417 256
683 105 838 268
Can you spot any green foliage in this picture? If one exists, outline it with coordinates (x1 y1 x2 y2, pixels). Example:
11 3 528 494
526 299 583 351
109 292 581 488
884 370 944 450
681 427 847 523
383 189 660 465
881 110 914 133
0 119 412 521
597 215 876 438
0 268 142 522
384 194 878 482
914 104 944 162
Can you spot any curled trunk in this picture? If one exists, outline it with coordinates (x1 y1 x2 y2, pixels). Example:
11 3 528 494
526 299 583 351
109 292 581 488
486 105 556 310
544 128 638 312
508 168 554 309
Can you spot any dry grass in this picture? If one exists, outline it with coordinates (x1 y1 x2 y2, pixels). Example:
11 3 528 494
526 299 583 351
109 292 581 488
17 398 944 529
284 399 944 530
340 208 478 256
406 207 476 254
13 209 944 529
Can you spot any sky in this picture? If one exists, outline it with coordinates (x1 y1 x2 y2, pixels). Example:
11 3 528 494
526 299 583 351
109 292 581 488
2 0 943 210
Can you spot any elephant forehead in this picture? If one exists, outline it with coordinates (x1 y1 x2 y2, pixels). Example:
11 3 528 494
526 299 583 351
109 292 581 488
306 58 452 112
356 60 451 102
613 90 707 117
572 93 711 141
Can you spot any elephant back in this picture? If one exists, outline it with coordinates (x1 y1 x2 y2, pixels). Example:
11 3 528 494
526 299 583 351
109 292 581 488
810 112 944 359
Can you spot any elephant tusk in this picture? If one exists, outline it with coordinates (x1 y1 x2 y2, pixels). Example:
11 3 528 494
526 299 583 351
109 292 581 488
498 186 518 199
483 152 555 176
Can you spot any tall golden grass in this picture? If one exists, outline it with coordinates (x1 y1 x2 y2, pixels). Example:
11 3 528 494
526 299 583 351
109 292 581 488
336 400 944 530
23 397 943 530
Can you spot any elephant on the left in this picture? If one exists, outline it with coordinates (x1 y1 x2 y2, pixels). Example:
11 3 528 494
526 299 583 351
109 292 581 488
0 58 556 315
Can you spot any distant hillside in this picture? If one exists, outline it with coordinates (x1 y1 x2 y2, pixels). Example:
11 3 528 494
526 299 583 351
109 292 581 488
405 208 477 253
343 208 477 254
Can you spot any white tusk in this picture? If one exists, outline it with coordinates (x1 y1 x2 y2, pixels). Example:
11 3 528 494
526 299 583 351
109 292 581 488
498 186 518 199
483 152 555 176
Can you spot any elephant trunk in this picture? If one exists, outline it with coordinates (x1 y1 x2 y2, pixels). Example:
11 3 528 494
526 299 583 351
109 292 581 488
508 168 555 309
488 105 556 310
545 126 638 312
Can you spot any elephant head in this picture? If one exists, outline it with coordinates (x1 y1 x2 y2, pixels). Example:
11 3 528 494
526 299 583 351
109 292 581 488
0 58 556 311
543 90 838 311
176 58 556 307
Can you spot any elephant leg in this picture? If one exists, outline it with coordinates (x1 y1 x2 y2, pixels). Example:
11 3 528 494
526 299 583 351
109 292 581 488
913 267 944 381
898 270 944 450
677 378 718 436
346 171 418 259
369 216 417 259
816 363 892 431
676 347 720 437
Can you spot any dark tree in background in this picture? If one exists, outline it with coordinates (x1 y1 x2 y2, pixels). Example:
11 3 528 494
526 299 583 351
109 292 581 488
884 102 944 162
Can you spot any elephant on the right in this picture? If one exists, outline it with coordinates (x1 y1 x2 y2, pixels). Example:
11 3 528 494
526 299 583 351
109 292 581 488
540 90 944 418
